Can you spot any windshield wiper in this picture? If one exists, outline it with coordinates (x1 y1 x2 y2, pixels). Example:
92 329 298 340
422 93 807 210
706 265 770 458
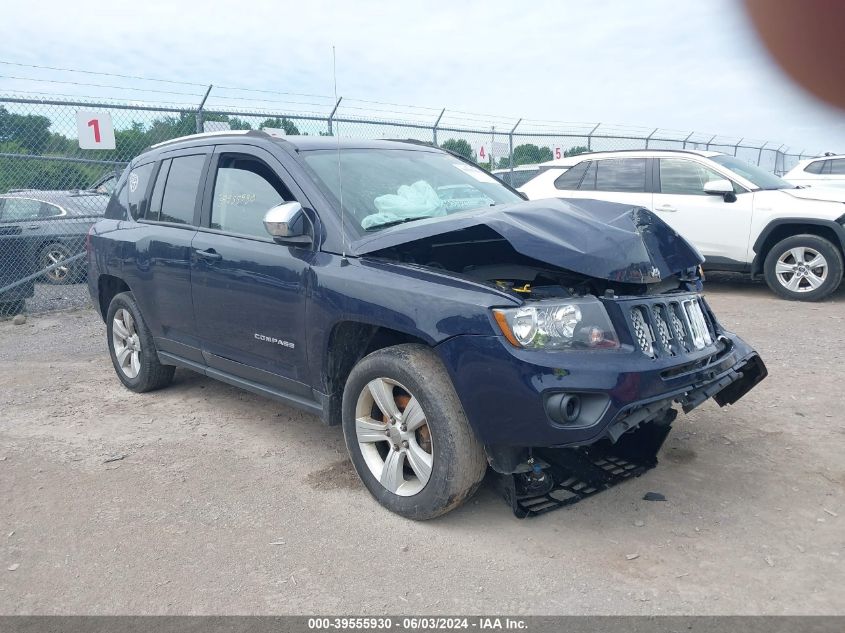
365 216 437 231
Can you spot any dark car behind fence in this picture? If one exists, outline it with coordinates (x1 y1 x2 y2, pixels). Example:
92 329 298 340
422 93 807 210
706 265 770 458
0 94 813 315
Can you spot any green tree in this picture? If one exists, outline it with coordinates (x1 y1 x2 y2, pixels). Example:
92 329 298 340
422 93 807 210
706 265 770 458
259 117 300 135
439 138 474 160
0 107 52 153
511 143 553 166
564 145 590 157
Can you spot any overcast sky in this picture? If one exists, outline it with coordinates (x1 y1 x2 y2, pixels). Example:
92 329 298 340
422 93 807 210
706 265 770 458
3 0 844 153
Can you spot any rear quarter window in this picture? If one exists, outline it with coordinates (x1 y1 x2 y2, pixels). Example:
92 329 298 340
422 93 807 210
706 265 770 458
554 162 589 190
104 167 130 220
803 160 825 174
127 162 155 220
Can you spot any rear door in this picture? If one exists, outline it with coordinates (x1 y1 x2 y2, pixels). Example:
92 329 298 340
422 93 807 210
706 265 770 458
651 157 753 265
124 150 211 361
553 158 653 209
190 144 312 396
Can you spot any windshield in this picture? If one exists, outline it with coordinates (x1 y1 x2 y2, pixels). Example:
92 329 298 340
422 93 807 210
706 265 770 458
710 154 793 190
300 148 523 234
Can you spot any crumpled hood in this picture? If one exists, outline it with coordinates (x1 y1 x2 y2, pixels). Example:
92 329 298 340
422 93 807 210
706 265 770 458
351 198 703 284
780 187 845 203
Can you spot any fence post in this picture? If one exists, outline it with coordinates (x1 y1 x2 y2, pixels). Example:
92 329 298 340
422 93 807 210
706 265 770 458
645 128 658 149
587 123 601 151
705 134 717 151
327 97 342 136
734 138 743 156
508 118 522 180
682 132 694 149
757 142 768 166
195 84 213 134
432 108 445 146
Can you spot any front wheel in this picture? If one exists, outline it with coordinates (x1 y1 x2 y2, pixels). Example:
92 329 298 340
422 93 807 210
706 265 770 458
763 234 843 301
341 344 487 520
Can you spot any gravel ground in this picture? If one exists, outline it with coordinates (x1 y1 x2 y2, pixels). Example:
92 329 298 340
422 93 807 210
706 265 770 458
0 275 842 615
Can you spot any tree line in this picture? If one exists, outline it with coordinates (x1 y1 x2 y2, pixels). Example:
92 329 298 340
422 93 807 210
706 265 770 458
0 105 589 193
0 107 302 192
439 138 589 169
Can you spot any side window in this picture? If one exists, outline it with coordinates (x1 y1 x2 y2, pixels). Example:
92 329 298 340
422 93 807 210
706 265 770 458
594 158 647 192
0 198 44 221
659 159 727 195
38 202 63 218
804 160 825 174
127 162 155 220
554 162 589 190
159 155 206 225
579 161 597 191
829 159 845 175
210 155 292 238
146 159 171 222
104 167 129 220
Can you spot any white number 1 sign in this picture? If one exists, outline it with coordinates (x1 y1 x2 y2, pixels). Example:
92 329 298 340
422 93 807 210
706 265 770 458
76 111 116 150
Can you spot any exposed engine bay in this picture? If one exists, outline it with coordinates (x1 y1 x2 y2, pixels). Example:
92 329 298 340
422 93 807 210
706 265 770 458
366 224 698 299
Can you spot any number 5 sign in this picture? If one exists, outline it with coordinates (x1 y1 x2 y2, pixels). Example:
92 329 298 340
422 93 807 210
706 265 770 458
76 111 116 150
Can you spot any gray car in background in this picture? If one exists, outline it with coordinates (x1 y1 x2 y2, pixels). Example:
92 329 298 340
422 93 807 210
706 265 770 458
0 189 108 313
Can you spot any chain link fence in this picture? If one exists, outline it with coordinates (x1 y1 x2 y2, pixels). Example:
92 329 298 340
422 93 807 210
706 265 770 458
0 93 818 316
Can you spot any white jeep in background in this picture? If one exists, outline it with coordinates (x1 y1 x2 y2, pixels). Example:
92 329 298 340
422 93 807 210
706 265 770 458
520 149 845 301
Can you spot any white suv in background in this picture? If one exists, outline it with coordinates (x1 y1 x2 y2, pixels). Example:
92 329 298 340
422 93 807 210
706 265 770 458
520 149 845 301
784 154 845 189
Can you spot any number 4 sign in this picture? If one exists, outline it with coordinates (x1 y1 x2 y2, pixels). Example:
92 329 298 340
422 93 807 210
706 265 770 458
477 146 487 162
76 110 116 150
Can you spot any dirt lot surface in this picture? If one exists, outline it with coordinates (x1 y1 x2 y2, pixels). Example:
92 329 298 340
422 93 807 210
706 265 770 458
1 275 843 615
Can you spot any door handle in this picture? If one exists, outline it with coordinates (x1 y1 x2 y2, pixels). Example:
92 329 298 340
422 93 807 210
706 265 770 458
27 224 41 230
656 204 677 213
195 248 222 261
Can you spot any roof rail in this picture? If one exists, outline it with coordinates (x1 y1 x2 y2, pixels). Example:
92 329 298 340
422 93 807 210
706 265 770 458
148 129 259 150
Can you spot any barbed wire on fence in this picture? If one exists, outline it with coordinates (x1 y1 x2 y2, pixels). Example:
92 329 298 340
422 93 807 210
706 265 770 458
0 87 824 316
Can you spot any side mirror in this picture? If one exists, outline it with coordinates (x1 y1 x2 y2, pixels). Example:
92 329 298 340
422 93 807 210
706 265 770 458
263 202 312 245
703 179 737 202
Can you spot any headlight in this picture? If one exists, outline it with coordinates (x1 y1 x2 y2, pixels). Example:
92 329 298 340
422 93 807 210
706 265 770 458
493 297 619 349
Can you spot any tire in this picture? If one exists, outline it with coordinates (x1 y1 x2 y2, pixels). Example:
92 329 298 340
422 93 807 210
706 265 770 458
106 291 175 392
763 234 843 301
341 344 487 520
38 243 81 285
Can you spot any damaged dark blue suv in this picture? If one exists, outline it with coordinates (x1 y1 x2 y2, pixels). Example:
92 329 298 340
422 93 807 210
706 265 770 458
87 132 766 519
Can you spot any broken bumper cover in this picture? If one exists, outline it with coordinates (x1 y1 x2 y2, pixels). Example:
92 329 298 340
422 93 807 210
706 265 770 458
436 330 766 454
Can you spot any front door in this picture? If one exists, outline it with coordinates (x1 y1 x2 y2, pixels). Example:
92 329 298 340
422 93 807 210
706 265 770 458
651 157 753 265
190 145 312 397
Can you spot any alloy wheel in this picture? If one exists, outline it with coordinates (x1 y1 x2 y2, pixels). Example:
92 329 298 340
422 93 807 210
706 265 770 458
354 377 434 496
775 246 828 293
112 308 142 378
43 248 70 283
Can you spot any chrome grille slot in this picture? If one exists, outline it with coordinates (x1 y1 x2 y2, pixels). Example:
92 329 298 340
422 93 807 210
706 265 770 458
651 304 675 356
630 306 655 357
668 302 690 352
624 296 714 358
681 298 711 350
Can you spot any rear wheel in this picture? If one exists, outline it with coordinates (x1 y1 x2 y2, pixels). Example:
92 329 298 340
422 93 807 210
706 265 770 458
764 234 843 301
342 344 487 520
106 292 175 392
39 243 79 285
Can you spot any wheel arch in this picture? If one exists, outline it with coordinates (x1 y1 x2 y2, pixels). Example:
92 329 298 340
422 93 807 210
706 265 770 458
320 320 432 427
751 218 845 277
97 274 131 322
